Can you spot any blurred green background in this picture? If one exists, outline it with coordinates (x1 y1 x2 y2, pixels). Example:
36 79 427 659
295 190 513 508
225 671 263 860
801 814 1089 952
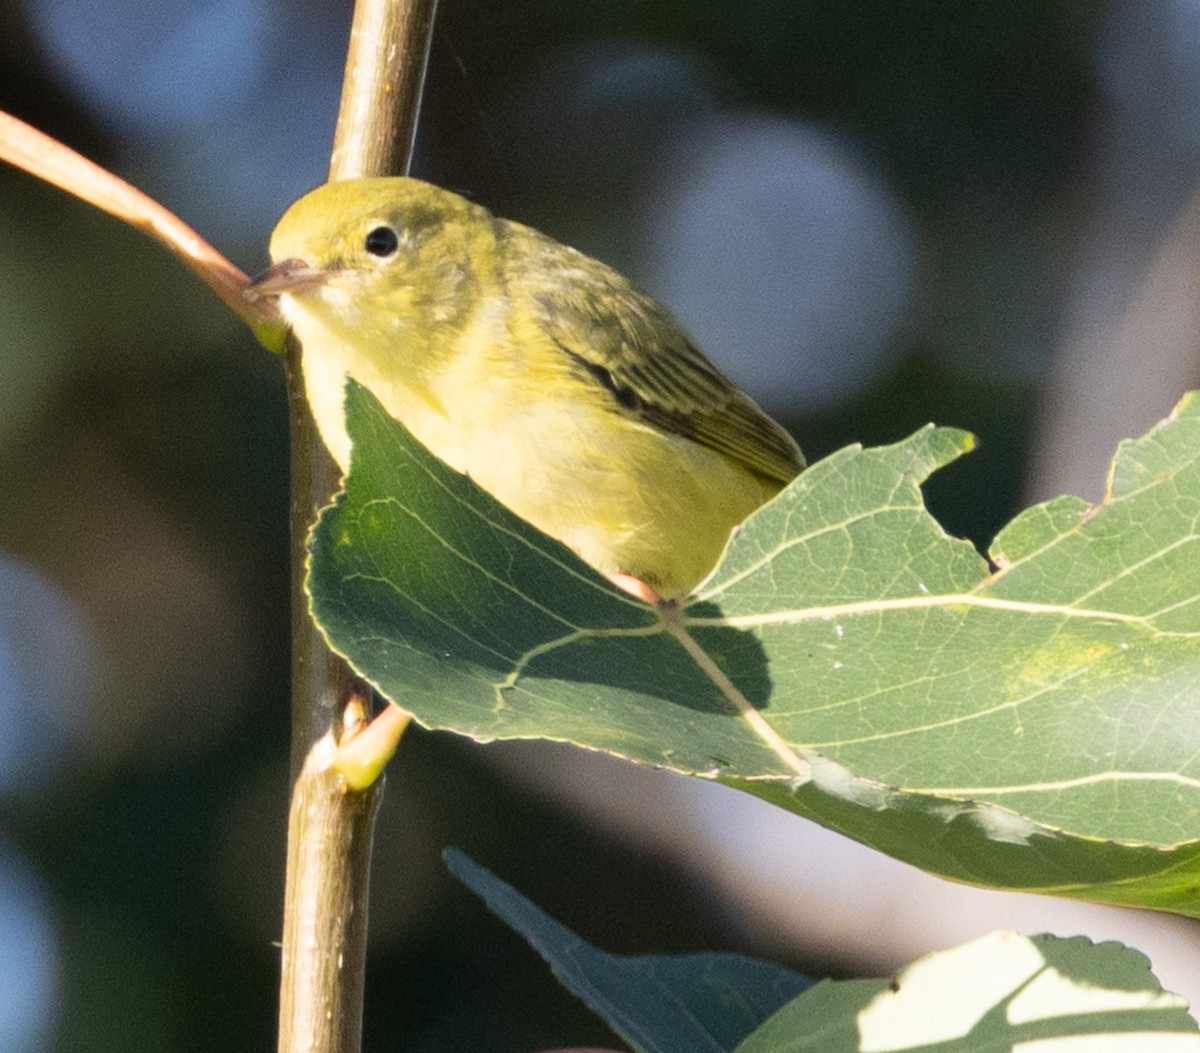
3 0 1200 1050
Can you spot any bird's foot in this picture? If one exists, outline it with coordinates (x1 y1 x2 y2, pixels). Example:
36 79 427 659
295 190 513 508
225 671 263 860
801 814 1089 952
606 572 669 606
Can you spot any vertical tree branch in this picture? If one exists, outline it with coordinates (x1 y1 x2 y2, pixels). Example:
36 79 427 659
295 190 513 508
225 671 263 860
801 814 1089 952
278 2 439 1052
329 0 438 182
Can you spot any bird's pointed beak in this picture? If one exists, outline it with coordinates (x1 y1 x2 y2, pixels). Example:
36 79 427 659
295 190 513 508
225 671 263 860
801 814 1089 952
244 258 328 301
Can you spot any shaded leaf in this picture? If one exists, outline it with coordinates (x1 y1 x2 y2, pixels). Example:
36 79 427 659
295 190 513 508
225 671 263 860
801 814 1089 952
445 849 810 1053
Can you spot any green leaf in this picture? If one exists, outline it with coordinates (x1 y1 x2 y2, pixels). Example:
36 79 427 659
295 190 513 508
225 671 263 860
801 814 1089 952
736 932 1200 1053
308 382 1200 914
447 850 1200 1053
444 849 810 1053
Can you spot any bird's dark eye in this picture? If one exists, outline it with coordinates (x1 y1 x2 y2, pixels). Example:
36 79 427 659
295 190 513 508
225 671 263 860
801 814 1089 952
364 225 400 257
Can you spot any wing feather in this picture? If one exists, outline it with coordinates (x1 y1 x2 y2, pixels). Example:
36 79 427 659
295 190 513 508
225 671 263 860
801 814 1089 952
512 226 805 485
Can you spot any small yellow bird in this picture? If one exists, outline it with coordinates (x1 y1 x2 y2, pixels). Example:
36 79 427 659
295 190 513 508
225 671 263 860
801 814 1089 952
248 177 804 599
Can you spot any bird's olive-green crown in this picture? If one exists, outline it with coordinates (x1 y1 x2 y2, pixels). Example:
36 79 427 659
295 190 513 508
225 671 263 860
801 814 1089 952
270 177 492 268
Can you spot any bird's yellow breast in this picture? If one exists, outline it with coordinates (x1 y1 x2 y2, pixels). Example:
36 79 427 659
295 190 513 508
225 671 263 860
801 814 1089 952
283 289 779 596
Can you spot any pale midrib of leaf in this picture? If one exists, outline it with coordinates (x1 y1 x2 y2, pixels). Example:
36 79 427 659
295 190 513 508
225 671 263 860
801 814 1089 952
661 607 811 777
686 594 1165 630
907 768 1200 798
